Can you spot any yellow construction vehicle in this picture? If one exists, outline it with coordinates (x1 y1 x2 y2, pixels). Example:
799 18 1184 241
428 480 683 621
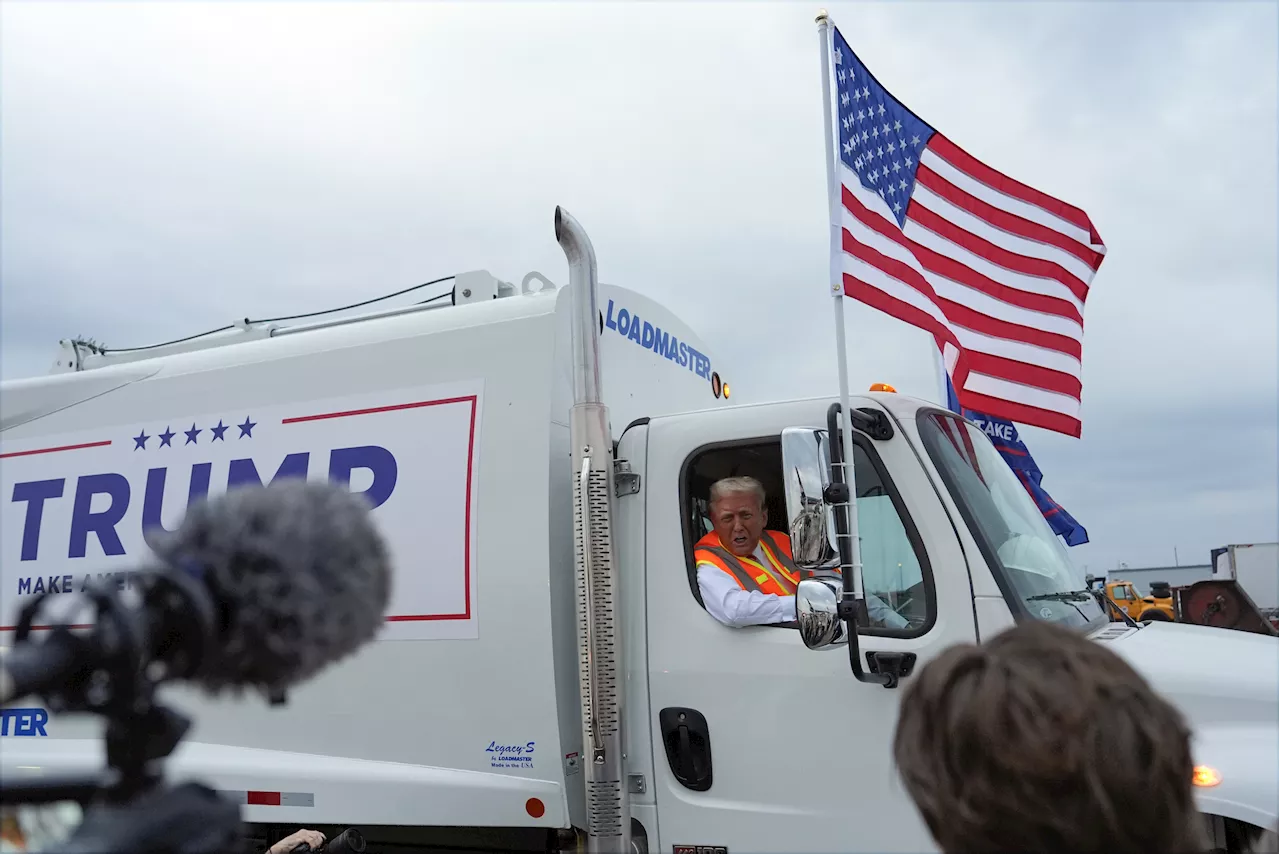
1086 575 1176 622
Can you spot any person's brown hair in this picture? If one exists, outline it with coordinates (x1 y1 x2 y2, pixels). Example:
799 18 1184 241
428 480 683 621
893 620 1205 854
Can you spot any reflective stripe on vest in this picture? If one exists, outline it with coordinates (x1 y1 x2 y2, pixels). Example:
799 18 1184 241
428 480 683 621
696 531 801 596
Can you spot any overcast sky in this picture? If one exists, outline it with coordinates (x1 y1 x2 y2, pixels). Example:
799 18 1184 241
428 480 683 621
2 1 1276 575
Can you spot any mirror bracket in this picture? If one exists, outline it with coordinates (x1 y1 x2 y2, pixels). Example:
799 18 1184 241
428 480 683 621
836 596 870 628
865 651 917 689
821 482 849 504
850 407 894 441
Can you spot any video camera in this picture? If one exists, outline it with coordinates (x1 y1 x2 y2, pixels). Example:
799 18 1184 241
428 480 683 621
0 480 392 854
289 828 366 854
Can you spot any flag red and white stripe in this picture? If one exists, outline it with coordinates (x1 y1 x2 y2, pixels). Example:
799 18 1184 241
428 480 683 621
829 27 1105 438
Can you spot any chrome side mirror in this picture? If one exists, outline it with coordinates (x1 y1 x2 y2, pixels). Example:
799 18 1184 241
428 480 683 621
780 427 838 569
796 577 848 650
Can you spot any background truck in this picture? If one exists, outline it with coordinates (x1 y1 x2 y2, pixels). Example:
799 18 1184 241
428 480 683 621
1088 544 1278 636
1212 543 1279 629
1 208 1277 854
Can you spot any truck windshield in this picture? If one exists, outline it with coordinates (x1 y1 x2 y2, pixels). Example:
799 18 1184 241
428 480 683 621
916 410 1107 631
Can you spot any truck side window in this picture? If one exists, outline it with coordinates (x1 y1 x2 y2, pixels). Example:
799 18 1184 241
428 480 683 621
848 440 932 634
680 436 933 635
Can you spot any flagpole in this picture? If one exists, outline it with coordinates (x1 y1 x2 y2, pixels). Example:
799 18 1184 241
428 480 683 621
932 345 951 410
816 10 865 610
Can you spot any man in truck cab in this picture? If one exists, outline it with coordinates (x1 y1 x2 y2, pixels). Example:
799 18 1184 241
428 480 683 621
695 476 906 629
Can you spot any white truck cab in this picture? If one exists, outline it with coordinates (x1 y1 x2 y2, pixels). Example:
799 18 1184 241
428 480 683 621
1 208 1276 853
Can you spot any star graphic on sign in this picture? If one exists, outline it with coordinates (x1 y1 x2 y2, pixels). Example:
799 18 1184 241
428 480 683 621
158 427 175 448
185 424 201 445
238 417 256 438
133 430 150 450
210 420 229 441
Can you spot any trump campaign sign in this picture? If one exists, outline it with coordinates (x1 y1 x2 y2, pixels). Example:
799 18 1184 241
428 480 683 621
0 380 483 641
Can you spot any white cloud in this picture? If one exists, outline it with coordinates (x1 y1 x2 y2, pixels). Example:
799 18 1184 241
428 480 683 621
1 0 1275 569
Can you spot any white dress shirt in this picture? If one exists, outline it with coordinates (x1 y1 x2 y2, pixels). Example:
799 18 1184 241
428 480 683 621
695 538 909 630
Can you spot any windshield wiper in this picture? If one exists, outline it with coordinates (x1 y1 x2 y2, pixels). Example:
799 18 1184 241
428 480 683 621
1027 589 1138 628
1025 590 1095 623
1026 590 1094 603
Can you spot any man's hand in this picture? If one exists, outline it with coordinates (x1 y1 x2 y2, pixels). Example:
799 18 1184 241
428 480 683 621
268 828 326 854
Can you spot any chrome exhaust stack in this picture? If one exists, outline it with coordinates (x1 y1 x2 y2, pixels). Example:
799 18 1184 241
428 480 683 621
555 206 630 854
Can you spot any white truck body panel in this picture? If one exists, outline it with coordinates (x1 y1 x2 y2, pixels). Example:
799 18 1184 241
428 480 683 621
1 257 1276 850
1213 542 1279 614
0 279 731 832
1101 620 1280 830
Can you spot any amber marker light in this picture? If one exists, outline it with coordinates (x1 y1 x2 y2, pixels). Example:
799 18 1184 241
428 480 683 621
1192 765 1222 788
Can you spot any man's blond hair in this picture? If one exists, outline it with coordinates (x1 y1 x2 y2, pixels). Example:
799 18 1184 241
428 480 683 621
709 476 766 510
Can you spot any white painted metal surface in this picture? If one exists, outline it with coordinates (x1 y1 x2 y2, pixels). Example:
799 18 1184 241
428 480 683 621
0 274 731 834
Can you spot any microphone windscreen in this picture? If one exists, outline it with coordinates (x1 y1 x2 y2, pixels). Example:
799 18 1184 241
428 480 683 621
150 478 393 695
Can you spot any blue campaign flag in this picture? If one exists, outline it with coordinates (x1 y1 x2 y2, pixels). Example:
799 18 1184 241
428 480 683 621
945 375 1088 547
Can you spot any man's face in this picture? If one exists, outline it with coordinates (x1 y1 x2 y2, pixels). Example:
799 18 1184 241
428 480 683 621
711 492 766 557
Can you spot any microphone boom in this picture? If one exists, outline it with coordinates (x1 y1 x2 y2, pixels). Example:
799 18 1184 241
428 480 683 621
0 478 394 854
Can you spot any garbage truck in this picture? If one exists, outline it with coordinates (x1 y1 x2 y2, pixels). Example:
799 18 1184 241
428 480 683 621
1 208 1276 854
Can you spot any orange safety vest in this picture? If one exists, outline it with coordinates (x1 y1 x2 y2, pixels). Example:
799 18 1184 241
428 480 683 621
694 530 801 596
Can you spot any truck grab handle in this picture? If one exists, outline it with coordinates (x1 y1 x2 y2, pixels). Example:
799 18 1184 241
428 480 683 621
826 402 894 688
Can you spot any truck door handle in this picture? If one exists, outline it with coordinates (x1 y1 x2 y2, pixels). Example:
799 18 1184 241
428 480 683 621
659 707 712 792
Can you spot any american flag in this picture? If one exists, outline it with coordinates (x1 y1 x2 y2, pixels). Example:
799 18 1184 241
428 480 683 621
828 26 1105 438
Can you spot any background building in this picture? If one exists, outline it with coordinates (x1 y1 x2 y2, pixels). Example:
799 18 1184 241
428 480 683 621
1105 563 1212 595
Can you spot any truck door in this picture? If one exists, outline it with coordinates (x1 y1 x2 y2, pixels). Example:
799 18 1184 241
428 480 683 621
642 402 977 854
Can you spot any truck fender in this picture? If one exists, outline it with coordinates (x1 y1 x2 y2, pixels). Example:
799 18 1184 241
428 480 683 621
1192 723 1279 831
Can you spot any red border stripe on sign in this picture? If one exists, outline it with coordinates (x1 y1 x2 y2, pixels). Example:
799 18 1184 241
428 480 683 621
280 395 478 623
0 440 112 459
